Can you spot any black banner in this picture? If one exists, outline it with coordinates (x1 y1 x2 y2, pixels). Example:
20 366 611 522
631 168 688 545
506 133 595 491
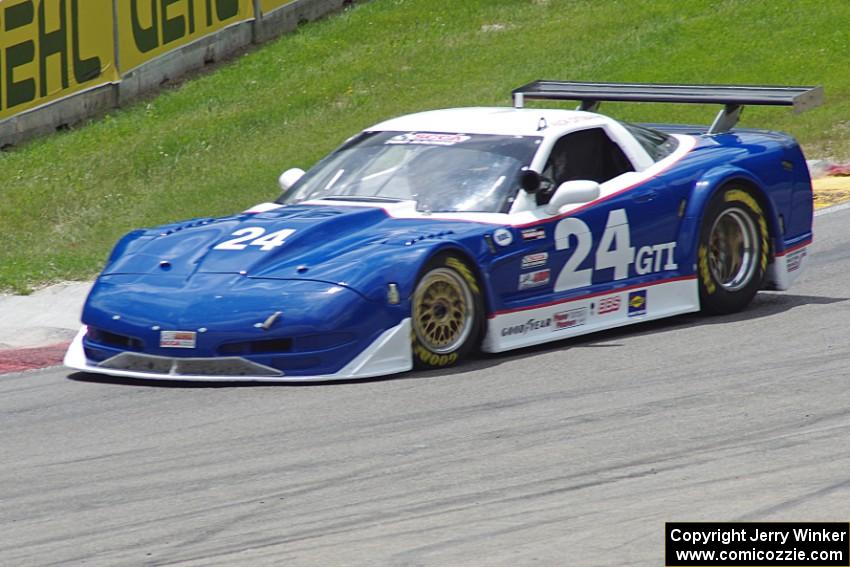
666 522 850 566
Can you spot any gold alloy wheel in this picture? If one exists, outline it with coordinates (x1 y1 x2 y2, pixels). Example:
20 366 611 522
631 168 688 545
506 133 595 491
412 267 475 355
707 207 758 292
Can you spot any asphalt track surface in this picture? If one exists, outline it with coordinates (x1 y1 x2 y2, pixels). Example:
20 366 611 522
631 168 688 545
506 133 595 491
3 207 850 567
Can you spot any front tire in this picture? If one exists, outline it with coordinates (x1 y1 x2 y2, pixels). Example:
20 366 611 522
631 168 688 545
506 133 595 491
697 187 769 314
411 254 484 369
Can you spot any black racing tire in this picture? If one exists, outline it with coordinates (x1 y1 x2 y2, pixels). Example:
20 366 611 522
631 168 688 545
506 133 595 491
697 186 769 315
411 253 484 369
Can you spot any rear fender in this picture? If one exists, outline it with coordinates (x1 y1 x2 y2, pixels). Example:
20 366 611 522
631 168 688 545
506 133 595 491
679 166 781 268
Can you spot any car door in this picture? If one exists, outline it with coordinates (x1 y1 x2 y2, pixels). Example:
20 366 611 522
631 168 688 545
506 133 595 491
486 125 689 348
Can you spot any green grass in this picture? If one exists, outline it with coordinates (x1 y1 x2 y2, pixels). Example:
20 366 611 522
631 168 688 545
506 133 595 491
2 0 849 293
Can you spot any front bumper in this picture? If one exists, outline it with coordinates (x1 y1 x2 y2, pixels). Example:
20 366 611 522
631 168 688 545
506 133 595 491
64 318 412 382
79 274 409 376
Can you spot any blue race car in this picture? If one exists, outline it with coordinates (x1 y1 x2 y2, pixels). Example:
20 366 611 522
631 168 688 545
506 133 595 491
65 81 822 381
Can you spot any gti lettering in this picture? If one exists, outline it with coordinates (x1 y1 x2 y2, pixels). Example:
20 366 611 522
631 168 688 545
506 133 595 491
1 0 101 111
635 242 676 275
130 0 240 53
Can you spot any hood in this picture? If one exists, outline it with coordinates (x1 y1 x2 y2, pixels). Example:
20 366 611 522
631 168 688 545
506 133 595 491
103 202 487 298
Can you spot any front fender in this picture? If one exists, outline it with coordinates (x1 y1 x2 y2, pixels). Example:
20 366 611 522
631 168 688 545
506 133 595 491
104 229 151 269
369 237 495 319
287 239 487 307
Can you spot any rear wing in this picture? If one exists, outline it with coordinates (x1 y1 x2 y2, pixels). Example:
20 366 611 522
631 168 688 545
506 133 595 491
511 80 824 134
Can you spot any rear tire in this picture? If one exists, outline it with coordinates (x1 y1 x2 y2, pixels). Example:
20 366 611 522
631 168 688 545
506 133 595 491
411 254 484 369
697 187 769 314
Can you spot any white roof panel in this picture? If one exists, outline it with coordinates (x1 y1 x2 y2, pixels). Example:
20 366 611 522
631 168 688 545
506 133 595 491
367 107 612 137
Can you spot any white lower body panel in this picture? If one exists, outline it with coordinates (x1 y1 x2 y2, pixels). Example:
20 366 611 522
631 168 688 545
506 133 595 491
64 319 413 382
766 243 810 291
482 277 700 353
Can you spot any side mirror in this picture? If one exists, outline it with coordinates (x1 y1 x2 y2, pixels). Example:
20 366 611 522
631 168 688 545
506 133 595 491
519 169 542 194
278 168 305 191
544 180 600 215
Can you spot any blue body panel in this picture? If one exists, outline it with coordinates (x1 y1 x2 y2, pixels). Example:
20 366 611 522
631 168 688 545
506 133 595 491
80 125 812 376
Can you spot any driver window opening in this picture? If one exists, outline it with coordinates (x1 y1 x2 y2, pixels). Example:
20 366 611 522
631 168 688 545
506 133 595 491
539 128 635 204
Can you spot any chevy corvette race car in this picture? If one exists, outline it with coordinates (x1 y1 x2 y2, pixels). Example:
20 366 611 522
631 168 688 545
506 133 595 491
65 81 823 381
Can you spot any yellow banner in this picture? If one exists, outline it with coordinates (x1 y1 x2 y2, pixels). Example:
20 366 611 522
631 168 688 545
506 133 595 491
0 0 118 121
260 0 295 15
117 0 254 73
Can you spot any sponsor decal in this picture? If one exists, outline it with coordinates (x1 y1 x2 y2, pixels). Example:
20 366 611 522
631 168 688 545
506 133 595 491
262 0 296 12
627 290 647 317
519 269 550 290
414 344 458 367
493 228 514 247
786 248 807 272
160 331 197 349
597 295 621 315
0 0 119 121
554 307 588 330
386 132 471 146
521 252 548 269
118 0 253 73
521 227 546 241
550 116 594 127
501 317 552 336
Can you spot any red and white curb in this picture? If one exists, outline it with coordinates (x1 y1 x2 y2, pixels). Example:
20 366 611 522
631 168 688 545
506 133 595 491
0 342 70 375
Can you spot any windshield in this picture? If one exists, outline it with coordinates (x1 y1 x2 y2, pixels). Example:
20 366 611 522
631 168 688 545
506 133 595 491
277 131 541 213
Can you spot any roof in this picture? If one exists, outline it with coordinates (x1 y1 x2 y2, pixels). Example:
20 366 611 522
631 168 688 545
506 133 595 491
367 107 614 138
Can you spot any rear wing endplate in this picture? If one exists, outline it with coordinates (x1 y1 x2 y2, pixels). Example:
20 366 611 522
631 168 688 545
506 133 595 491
511 80 823 134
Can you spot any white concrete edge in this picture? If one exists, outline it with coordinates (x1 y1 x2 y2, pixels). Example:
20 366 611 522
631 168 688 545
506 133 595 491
814 200 850 216
0 81 119 127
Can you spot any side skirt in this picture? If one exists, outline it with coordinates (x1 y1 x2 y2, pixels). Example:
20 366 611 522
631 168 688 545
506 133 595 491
482 277 700 353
